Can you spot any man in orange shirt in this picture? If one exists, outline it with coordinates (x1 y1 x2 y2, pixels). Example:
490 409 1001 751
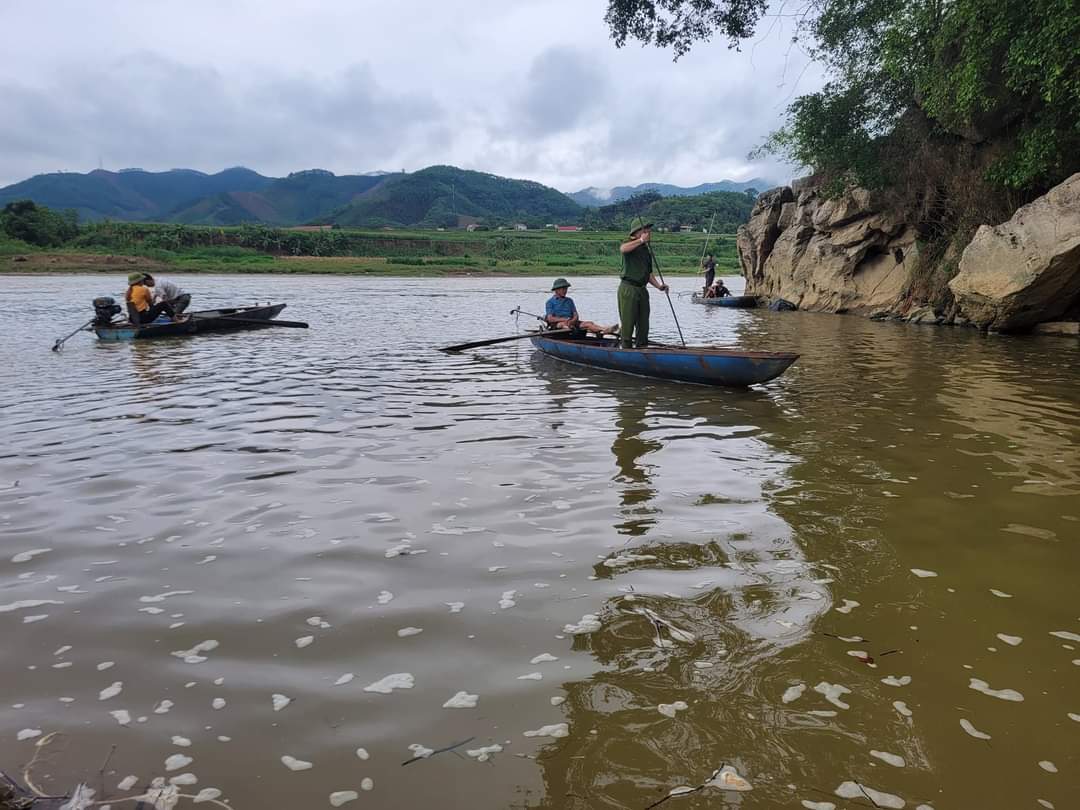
125 273 180 324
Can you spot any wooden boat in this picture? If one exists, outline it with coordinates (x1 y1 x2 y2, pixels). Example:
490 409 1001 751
95 304 288 341
691 293 758 308
529 332 798 387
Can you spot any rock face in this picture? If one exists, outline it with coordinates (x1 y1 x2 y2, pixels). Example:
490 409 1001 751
737 182 919 316
950 173 1080 331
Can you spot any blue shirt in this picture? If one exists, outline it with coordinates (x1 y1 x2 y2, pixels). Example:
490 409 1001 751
545 295 576 320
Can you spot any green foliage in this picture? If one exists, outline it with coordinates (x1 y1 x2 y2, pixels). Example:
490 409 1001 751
583 190 752 231
608 0 1080 193
0 200 78 247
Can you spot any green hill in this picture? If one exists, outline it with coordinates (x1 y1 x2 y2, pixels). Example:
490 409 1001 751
583 190 754 232
168 170 393 225
329 165 582 228
0 167 272 222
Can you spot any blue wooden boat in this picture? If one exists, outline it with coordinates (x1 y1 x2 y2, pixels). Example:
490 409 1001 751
529 332 797 387
691 293 758 308
95 303 288 341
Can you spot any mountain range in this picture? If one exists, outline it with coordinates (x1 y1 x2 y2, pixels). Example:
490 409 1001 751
567 179 774 208
0 166 771 228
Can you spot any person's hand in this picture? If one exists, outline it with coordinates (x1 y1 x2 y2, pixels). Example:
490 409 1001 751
639 230 651 244
659 283 669 292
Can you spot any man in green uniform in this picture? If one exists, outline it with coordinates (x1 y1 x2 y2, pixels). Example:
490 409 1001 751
618 217 668 348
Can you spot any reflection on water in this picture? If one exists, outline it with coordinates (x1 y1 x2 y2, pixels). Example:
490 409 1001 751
1 275 1077 810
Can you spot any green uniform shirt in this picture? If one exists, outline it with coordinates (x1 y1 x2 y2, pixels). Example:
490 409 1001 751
621 245 652 285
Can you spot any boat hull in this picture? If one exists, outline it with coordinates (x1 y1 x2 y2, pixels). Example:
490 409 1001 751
691 294 758 308
95 304 287 341
530 334 797 387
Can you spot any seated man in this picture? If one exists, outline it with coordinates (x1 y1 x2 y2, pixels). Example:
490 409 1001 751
709 279 732 298
545 278 617 335
153 276 191 314
125 273 182 324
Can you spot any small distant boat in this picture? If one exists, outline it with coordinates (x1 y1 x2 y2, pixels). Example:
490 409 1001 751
94 304 291 342
529 332 797 387
691 294 758 308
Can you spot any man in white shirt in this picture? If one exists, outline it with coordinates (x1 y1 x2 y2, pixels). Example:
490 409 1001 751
153 277 191 314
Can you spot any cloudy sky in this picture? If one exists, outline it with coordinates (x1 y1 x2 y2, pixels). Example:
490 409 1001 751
0 0 821 192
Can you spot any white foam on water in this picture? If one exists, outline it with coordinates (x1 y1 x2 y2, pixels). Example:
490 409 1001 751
603 553 657 568
894 701 912 717
911 568 938 578
171 640 219 664
1050 630 1080 643
195 556 216 566
193 787 222 804
1038 761 1057 773
360 777 374 791
1037 801 1055 809
154 700 174 714
272 694 292 712
52 661 72 669
99 682 123 701
217 736 231 742
704 765 752 792
355 748 369 760
550 696 565 706
22 614 49 623
870 750 906 767
169 773 197 786
668 786 695 796
16 728 41 741
534 583 550 588
959 718 991 739
466 743 502 762
117 775 138 791
801 802 836 810
0 599 63 613
53 645 72 656
530 653 558 664
523 723 569 739
329 791 358 807
658 701 688 718
139 591 194 603
488 565 507 573
834 781 904 808
814 682 852 709
443 691 479 709
408 743 434 759
969 677 1024 702
560 613 602 635
12 548 51 563
364 673 415 694
1068 713 1080 722
164 754 193 771
172 736 192 747
139 607 166 615
397 627 423 638
446 602 465 613
517 672 542 681
376 591 394 605
693 661 714 669
990 589 1013 598
782 684 806 704
835 600 860 614
211 698 226 709
499 590 518 609
334 673 354 686
109 710 131 725
882 675 912 687
281 755 313 771
295 635 314 649
996 633 1023 646
808 710 837 717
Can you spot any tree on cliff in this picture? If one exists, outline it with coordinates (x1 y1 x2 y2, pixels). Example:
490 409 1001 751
604 0 1080 195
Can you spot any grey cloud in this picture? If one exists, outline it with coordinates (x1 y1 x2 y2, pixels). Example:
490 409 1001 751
517 47 610 135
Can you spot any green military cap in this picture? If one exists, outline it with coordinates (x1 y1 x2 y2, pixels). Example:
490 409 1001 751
127 272 147 285
551 277 571 290
628 217 654 236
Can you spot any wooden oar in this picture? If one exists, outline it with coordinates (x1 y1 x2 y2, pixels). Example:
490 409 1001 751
51 318 94 351
440 328 570 353
193 315 309 328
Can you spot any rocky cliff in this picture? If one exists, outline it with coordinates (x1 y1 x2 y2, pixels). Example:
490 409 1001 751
737 173 1080 331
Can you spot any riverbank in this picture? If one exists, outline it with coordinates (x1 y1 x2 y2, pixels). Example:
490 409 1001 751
0 251 714 277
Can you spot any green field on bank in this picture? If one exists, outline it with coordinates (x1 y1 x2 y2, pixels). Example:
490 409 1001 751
0 221 742 276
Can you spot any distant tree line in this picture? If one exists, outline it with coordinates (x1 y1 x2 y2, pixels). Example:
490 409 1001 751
582 190 754 232
0 200 78 247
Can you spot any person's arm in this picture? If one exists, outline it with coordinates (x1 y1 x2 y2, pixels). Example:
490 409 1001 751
620 230 650 254
648 273 668 292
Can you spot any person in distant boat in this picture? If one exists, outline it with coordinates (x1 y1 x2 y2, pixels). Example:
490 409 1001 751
125 273 181 325
705 279 731 299
152 276 191 314
545 278 618 335
701 252 717 293
617 218 668 349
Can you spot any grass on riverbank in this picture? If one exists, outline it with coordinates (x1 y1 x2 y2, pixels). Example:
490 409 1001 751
0 225 743 277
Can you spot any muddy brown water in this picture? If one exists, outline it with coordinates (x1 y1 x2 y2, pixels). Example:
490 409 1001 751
1 274 1077 810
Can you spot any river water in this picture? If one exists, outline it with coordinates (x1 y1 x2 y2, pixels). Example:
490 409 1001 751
1 274 1077 810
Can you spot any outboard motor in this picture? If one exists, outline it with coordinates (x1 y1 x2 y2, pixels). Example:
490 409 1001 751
93 296 122 326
